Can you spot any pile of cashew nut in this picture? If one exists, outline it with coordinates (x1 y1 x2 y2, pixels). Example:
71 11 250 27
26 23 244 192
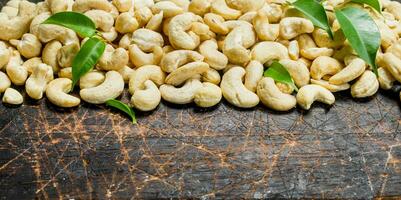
1 0 401 112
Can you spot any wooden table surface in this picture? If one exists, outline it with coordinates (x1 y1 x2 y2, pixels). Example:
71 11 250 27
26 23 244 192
1 1 401 199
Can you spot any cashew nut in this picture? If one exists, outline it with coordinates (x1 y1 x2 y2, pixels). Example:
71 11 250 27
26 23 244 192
220 66 259 108
72 0 113 13
301 47 334 60
146 11 164 31
279 17 314 40
6 50 28 86
112 0 132 13
189 0 212 16
0 41 11 69
329 57 366 85
194 82 222 107
46 0 68 14
244 60 263 92
351 70 379 98
57 43 80 68
79 70 105 89
168 13 202 50
98 44 129 71
253 10 279 41
37 24 79 45
381 52 401 82
132 28 164 52
211 0 241 20
279 59 310 87
202 68 221 85
42 40 62 73
80 71 125 104
160 78 203 104
9 33 42 59
2 88 23 105
0 71 11 93
377 67 395 90
199 40 228 70
296 84 335 110
165 62 209 86
310 79 350 92
251 41 289 64
128 44 163 67
310 56 343 80
46 78 81 107
25 63 51 100
161 50 204 73
129 65 166 95
288 40 300 60
58 67 72 80
115 12 139 33
85 9 114 32
257 77 296 111
204 13 229 35
151 1 184 18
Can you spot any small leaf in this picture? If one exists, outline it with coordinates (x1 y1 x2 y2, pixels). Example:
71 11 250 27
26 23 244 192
106 99 137 124
292 0 333 38
264 61 298 91
351 0 382 13
335 7 381 75
71 37 105 89
42 11 97 38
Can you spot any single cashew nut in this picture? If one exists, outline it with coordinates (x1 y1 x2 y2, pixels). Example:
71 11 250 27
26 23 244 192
310 79 350 92
279 59 310 87
211 0 241 20
85 9 114 32
296 84 335 110
9 33 42 59
119 33 133 49
128 44 163 67
57 43 80 68
161 50 204 73
310 56 343 80
165 62 210 86
79 70 105 89
132 28 164 52
128 65 166 95
0 1 37 40
251 41 289 64
204 13 229 35
244 60 264 92
329 57 366 85
58 67 72 80
25 63 51 100
46 78 81 107
160 78 203 104
80 71 125 104
288 40 299 60
381 53 401 82
280 17 314 40
257 77 296 111
168 13 202 50
0 71 11 93
115 12 139 34
189 0 212 16
253 10 279 41
0 42 11 69
151 1 184 18
98 45 129 71
135 7 153 27
194 82 222 107
146 11 164 31
377 67 395 90
301 47 334 60
112 0 132 12
37 24 79 45
199 40 228 70
99 27 118 42
118 65 135 83
42 40 62 73
221 66 259 108
2 88 23 105
131 80 161 111
202 68 221 85
351 70 379 98
223 21 256 65
72 0 113 13
6 50 28 86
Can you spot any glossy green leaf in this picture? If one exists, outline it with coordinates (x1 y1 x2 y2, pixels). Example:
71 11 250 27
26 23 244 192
264 61 298 92
335 7 380 75
42 11 97 38
351 0 382 13
292 0 333 38
71 37 105 89
106 99 137 124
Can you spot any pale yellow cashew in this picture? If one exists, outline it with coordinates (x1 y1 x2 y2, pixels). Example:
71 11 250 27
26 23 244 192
0 71 11 93
9 33 42 59
1 0 20 17
25 63 51 100
160 78 203 104
98 27 118 42
85 9 114 32
279 59 310 87
288 40 299 60
194 82 222 107
189 0 212 16
310 56 343 80
238 11 257 23
131 80 161 111
351 71 379 98
223 20 256 65
386 38 401 59
257 77 296 111
132 28 164 52
244 60 263 92
211 0 241 20
296 84 335 110
190 22 215 41
98 45 129 71
377 67 395 90
386 1 401 21
0 42 11 70
312 29 345 49
168 13 202 50
58 67 72 80
135 7 153 27
129 44 163 67
118 65 135 83
79 70 105 89
329 57 366 85
57 43 79 68
23 57 54 83
6 50 28 86
204 13 229 35
253 10 279 41
165 62 210 86
119 33 133 49
260 3 282 23
146 11 164 31
72 0 113 13
161 50 204 73
301 47 334 60
220 66 259 108
0 0 37 40
251 41 289 64
310 79 350 92
202 68 221 85
376 20 398 50
381 53 401 82
37 24 79 45
151 1 184 18
279 17 314 40
42 40 62 73
112 0 132 12
80 71 125 104
46 0 68 13
2 88 23 105
115 12 139 34
135 0 154 10
226 0 264 13
199 40 228 70
46 78 81 107
128 65 166 95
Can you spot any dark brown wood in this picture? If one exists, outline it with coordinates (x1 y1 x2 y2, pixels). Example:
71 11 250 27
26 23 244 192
1 1 401 199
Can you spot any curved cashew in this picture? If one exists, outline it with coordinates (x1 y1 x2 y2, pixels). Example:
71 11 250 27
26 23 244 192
253 10 279 41
131 80 161 111
135 7 153 27
42 40 62 73
189 0 212 16
221 66 259 108
2 88 23 105
199 40 228 70
146 11 164 31
257 77 296 111
115 12 139 34
288 40 299 60
226 0 264 13
85 9 114 32
37 24 79 45
46 0 68 14
296 84 335 110
46 78 81 107
377 67 395 90
161 50 204 73
79 70 105 89
25 63 51 100
151 1 184 18
9 33 42 59
168 13 202 50
329 57 366 85
194 82 222 107
238 11 257 23
223 21 256 65
0 42 11 70
99 27 118 42
279 59 310 87
80 71 125 104
244 60 263 92
128 65 166 95
204 13 229 35
351 71 379 98
57 43 80 68
310 56 343 80
251 41 289 64
30 12 51 36
1 0 20 17
112 0 132 12
23 57 54 83
190 22 215 41
202 68 221 85
6 50 28 86
0 0 37 40
381 53 401 82
0 71 11 93
128 44 163 67
310 79 350 92
211 0 241 20
260 3 282 23
72 0 113 13
160 78 203 104
312 29 345 49
118 65 135 83
132 28 164 52
280 17 314 40
58 67 72 80
276 82 295 94
376 20 398 50
386 39 401 59
165 62 209 86
119 33 133 49
301 47 334 60
98 45 129 71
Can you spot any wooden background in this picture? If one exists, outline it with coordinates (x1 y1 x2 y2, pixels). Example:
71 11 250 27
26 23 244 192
1 0 401 199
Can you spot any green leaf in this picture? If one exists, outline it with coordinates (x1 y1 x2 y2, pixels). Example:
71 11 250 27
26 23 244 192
351 0 382 13
335 7 381 75
71 37 105 89
42 11 97 38
106 99 137 124
264 61 298 92
292 0 333 38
